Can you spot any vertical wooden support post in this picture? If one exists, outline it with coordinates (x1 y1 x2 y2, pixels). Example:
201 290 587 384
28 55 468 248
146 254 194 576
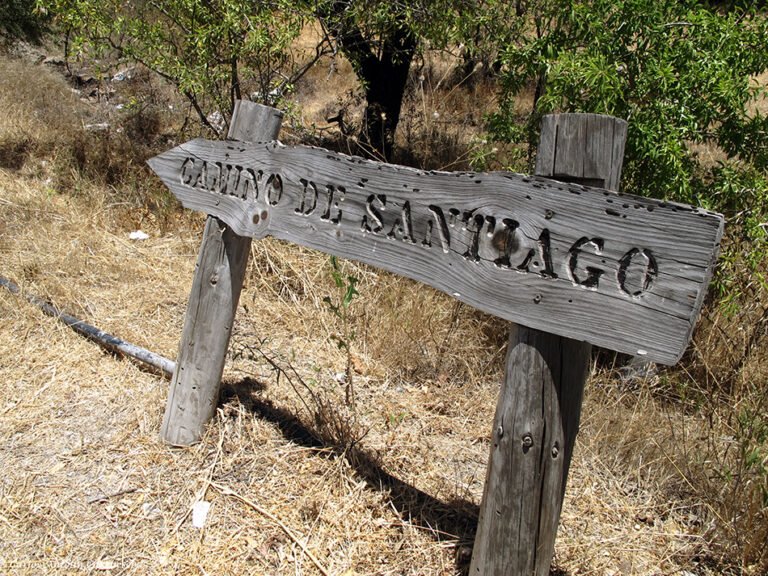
470 114 627 575
160 101 283 445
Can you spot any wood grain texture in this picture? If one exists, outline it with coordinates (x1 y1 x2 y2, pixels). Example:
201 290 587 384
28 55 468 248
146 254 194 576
470 114 622 576
159 101 283 446
536 114 628 191
469 326 590 575
149 127 723 364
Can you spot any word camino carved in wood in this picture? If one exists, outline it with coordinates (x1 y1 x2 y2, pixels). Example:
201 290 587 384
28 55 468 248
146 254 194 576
149 138 724 365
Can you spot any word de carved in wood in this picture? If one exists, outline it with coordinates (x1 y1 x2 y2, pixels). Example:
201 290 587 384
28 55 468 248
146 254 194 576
149 139 724 365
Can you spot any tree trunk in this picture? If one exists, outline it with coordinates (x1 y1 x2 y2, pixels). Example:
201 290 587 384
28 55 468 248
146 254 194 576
357 26 416 159
317 3 416 160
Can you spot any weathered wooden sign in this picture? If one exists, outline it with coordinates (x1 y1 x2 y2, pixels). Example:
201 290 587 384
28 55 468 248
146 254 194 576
149 138 723 365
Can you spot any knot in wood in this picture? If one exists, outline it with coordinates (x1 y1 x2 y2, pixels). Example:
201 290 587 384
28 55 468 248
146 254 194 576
551 442 560 459
210 275 219 286
521 433 533 451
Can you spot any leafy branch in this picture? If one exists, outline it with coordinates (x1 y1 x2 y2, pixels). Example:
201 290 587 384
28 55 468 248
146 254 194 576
322 255 359 408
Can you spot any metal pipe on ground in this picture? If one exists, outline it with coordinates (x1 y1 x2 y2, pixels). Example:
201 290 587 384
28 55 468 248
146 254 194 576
0 274 175 378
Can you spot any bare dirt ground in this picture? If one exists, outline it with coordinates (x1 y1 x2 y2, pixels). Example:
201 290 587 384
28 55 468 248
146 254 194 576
0 54 727 576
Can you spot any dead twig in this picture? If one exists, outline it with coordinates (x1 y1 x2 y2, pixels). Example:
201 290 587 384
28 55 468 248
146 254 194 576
209 481 331 576
87 487 139 505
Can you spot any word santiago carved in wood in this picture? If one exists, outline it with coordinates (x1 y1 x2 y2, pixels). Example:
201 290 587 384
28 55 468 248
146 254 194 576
149 139 724 365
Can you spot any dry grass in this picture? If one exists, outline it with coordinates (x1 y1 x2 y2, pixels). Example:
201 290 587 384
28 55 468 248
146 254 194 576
0 169 728 576
0 47 763 576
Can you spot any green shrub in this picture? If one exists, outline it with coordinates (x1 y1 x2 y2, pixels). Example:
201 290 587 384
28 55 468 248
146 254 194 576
42 0 308 133
489 0 768 213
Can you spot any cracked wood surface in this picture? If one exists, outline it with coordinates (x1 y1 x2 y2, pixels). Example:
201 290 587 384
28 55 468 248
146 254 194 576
149 129 723 364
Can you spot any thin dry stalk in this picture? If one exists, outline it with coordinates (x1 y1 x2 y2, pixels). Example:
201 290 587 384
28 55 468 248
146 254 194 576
210 482 331 576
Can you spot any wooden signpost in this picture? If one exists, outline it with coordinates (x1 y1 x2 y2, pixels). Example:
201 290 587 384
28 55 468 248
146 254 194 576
149 101 724 575
157 101 284 446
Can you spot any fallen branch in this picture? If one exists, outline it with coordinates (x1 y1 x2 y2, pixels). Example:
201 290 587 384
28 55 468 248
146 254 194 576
0 274 175 378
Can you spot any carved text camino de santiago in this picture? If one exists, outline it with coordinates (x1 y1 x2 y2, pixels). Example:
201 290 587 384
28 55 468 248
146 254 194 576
178 149 657 296
149 139 724 365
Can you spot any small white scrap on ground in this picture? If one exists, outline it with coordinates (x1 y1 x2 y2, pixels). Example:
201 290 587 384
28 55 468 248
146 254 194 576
85 123 110 132
94 559 118 570
129 230 150 240
192 500 211 529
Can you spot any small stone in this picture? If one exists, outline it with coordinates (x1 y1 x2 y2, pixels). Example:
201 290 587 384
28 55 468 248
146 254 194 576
43 56 65 67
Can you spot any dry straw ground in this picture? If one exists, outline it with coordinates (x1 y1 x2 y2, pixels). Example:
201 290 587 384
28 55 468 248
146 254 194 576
0 51 756 575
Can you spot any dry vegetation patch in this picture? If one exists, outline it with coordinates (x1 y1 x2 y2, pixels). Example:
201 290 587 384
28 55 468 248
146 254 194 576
0 49 759 575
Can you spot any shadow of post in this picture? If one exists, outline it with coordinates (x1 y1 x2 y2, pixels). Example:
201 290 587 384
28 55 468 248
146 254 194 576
220 378 479 573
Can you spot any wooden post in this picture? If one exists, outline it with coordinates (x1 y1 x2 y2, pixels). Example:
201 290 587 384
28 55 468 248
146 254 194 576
469 114 628 575
160 101 283 445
